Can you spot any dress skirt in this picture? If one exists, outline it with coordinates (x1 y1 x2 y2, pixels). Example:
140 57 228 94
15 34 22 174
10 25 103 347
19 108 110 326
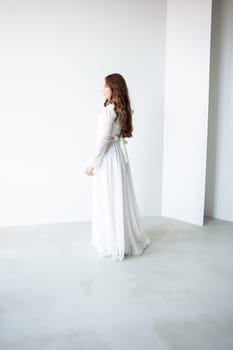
91 139 151 261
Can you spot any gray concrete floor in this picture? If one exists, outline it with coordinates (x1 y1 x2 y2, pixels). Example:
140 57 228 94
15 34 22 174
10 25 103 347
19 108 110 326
0 216 233 350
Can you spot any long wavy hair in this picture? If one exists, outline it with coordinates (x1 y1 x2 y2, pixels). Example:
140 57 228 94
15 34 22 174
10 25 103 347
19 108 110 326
104 73 133 138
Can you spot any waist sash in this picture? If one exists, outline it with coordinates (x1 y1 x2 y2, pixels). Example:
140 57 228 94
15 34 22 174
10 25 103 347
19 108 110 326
111 135 129 163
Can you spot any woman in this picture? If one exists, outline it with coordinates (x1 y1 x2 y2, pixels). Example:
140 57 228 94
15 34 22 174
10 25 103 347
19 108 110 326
85 73 151 261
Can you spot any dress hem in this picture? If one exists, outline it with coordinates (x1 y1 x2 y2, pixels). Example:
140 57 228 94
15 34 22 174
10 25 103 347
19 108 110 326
91 238 151 262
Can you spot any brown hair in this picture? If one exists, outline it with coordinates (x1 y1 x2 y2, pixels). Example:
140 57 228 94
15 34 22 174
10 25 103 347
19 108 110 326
104 73 133 138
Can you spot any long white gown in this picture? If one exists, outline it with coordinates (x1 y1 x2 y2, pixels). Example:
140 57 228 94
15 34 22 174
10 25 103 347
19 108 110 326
87 103 151 261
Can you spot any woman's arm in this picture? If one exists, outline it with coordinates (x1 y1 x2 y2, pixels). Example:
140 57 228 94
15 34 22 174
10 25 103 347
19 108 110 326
87 105 115 169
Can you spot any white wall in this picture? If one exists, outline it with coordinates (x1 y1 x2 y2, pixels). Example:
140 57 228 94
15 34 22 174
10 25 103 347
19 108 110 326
161 0 212 225
205 0 233 222
0 0 166 226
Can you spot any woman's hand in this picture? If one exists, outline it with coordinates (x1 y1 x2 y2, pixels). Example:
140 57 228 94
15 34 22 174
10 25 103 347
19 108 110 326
85 166 94 176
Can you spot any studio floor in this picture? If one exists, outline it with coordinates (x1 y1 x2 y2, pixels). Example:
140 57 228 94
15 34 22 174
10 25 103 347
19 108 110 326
0 216 232 350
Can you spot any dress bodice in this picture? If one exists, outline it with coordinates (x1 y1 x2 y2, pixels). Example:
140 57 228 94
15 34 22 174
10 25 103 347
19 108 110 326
87 103 124 168
111 120 121 137
105 103 121 137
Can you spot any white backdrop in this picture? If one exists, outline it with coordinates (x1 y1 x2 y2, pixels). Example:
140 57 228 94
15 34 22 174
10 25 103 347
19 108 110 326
1 0 231 228
0 0 166 226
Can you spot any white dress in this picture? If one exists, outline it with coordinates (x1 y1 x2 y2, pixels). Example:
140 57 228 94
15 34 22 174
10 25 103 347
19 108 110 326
87 103 151 261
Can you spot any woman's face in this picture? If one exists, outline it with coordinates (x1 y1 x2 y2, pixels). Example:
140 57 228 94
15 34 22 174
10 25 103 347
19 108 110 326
103 80 112 101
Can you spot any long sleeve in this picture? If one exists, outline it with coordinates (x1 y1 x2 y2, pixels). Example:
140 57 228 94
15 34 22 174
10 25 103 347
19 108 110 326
87 105 115 169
